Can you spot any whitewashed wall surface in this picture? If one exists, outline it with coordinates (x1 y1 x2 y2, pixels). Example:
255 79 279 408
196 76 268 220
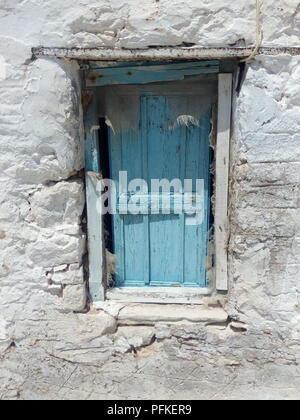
0 0 300 400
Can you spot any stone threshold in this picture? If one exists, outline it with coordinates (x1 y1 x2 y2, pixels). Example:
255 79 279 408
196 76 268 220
93 301 228 326
106 287 213 305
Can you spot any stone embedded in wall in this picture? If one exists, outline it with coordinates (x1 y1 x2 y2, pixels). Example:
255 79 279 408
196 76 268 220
0 1 299 51
47 283 63 297
20 59 84 185
47 264 84 286
65 0 258 49
62 284 87 312
0 36 31 77
234 208 299 238
113 326 156 354
30 180 85 228
234 162 300 187
263 0 300 46
236 185 299 209
242 133 300 163
26 230 85 268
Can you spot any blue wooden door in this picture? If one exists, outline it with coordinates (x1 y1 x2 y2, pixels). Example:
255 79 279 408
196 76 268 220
108 85 211 288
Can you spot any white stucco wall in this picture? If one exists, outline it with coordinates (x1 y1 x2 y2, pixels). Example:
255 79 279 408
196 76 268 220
0 0 300 400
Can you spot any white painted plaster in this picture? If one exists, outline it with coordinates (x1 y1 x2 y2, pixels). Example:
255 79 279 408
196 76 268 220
0 0 300 400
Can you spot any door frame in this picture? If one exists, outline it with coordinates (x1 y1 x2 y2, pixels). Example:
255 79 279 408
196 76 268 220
83 62 233 303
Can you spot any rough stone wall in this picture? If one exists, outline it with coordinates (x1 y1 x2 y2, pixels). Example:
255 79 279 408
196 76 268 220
0 0 300 400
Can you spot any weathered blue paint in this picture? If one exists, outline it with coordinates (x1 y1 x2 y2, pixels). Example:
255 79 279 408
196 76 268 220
108 89 211 288
89 60 219 70
86 61 219 87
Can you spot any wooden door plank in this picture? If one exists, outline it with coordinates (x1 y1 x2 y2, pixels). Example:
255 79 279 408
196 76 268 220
84 92 104 302
86 61 219 87
215 74 233 291
85 172 104 301
184 110 211 287
89 60 220 71
141 96 150 285
147 95 184 286
178 99 187 286
122 125 147 286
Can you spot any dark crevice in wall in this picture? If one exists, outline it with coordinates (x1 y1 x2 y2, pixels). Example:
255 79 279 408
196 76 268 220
230 321 248 333
4 341 17 353
99 118 113 255
206 316 231 328
236 62 248 95
98 118 117 289
80 179 92 313
43 169 85 188
126 334 157 355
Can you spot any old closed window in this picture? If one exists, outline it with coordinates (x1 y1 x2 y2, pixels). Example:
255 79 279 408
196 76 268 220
82 61 233 302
